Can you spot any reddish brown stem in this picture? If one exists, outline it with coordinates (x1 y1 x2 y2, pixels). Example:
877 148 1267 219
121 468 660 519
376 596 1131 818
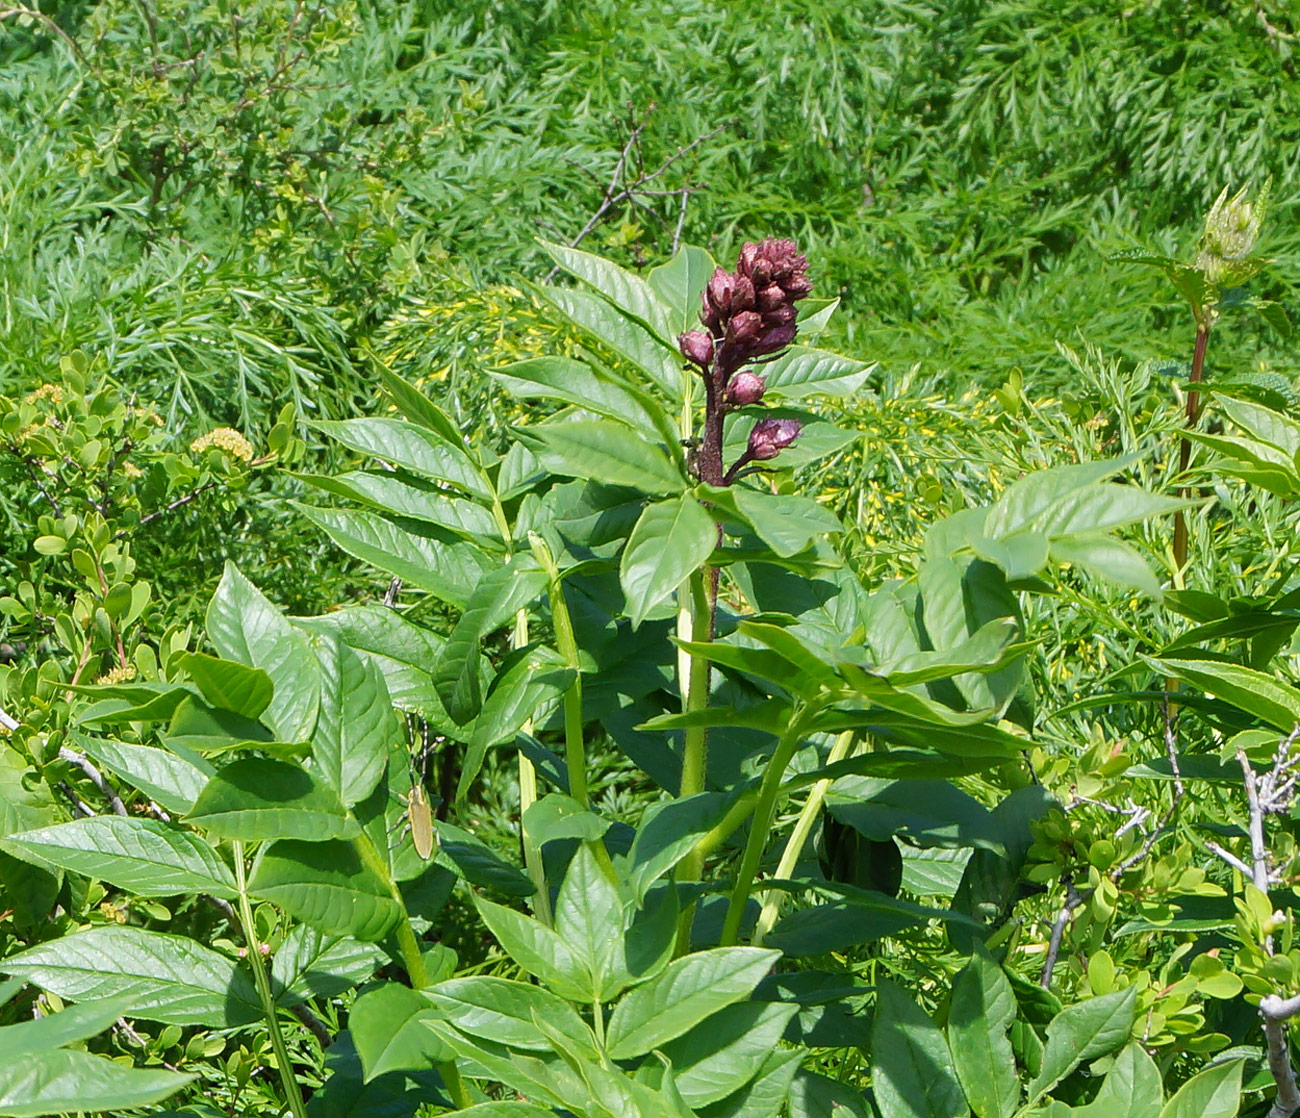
1172 322 1210 576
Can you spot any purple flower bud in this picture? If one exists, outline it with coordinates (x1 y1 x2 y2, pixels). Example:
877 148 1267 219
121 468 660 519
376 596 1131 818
679 330 714 367
726 310 763 345
756 284 786 312
731 275 756 310
753 323 798 355
782 274 813 301
763 303 796 328
746 417 801 461
707 268 737 315
738 242 760 277
725 371 766 406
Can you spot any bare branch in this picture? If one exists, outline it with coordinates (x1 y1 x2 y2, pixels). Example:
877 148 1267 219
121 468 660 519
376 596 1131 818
59 746 128 817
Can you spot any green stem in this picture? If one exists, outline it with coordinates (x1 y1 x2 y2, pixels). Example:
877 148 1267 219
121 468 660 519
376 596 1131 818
533 536 588 807
719 710 812 947
514 608 552 925
678 571 712 844
232 842 308 1118
592 998 606 1052
350 830 472 1108
1172 319 1211 579
752 730 855 945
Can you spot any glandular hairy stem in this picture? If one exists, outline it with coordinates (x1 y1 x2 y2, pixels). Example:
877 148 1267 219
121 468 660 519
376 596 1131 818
232 841 309 1118
752 730 856 945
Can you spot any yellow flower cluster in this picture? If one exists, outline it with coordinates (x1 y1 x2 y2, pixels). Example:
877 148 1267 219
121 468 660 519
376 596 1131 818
190 427 254 461
95 663 138 686
122 462 143 478
24 384 65 406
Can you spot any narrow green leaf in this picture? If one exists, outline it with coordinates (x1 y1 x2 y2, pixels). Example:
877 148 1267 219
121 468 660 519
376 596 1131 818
1147 656 1300 732
312 418 489 500
0 996 136 1056
541 240 678 344
78 737 212 816
492 355 669 433
474 895 590 1002
427 976 597 1057
300 471 504 545
0 1049 193 1118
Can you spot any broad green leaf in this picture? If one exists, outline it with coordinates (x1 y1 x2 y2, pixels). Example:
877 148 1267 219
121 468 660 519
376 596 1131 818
422 1024 573 1109
762 346 874 399
1027 485 1186 538
518 419 684 494
1147 656 1300 731
474 895 590 1001
826 777 997 851
1026 988 1137 1103
555 843 629 1001
437 822 536 897
1 926 260 1026
452 1105 558 1117
659 1001 799 1107
765 895 959 956
78 737 212 816
788 1071 871 1117
249 839 402 941
427 976 596 1057
0 996 134 1056
0 1049 192 1117
379 367 466 446
176 653 273 720
186 758 358 842
1220 396 1300 455
982 459 1134 539
350 983 452 1082
300 471 503 545
626 792 731 902
1069 1043 1161 1118
206 563 320 743
541 241 678 344
1157 1057 1242 1118
871 979 969 1118
522 793 610 846
1 816 237 899
648 243 716 337
620 495 717 625
605 947 779 1059
299 504 491 608
1048 536 1160 597
309 631 398 806
271 926 383 1007
435 558 548 725
699 1049 803 1118
947 950 1018 1118
312 418 489 500
729 488 842 557
492 355 669 434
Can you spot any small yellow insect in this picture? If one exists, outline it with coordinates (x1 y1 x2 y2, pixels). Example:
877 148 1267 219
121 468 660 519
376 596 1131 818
407 781 436 861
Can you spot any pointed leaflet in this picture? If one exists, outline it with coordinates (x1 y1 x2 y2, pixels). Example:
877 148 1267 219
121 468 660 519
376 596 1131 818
1 816 237 899
1157 1058 1242 1118
1145 656 1300 732
300 471 504 545
350 982 452 1082
271 926 383 1007
649 243 716 337
605 947 779 1059
76 736 212 816
658 1001 799 1107
761 346 874 399
871 979 969 1118
206 562 320 743
427 976 597 1057
1068 1043 1161 1118
435 557 548 725
186 758 358 842
620 495 717 625
474 895 591 1002
1048 536 1161 597
0 1049 192 1118
517 419 684 495
309 630 398 807
492 355 670 435
177 653 273 719
1026 988 1136 1104
947 950 1018 1118
555 843 630 1001
1 926 260 1026
311 418 490 501
541 241 679 345
0 997 135 1056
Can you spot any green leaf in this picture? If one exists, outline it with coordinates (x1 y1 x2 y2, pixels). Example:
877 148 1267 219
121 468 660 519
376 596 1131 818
518 419 684 494
300 471 503 545
1 816 237 899
699 1049 803 1118
249 839 402 941
78 737 212 816
186 758 358 842
605 947 779 1059
0 996 135 1055
620 495 717 625
788 1071 871 1117
311 418 489 501
206 563 320 743
427 976 596 1057
379 367 466 446
176 653 273 720
450 1105 558 1118
729 488 842 557
826 777 998 851
1027 485 1187 538
435 558 548 725
659 1001 799 1107
947 950 1018 1118
626 792 731 902
981 460 1135 539
1069 1043 1162 1118
492 355 670 435
649 243 716 337
350 983 452 1082
762 346 874 399
1026 988 1137 1103
522 793 610 846
309 631 398 807
541 241 678 344
1 926 260 1026
871 979 969 1118
474 895 590 1001
1219 396 1300 456
765 895 960 956
437 821 536 897
0 1049 192 1117
299 504 491 608
271 926 382 1007
1157 1057 1242 1118
1048 536 1161 597
555 844 629 1001
1147 656 1300 731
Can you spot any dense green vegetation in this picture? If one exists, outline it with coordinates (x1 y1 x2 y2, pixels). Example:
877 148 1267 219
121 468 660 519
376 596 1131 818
4 1 1300 1115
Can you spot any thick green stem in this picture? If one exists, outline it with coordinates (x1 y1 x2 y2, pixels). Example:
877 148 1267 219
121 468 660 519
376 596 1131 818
350 830 471 1108
678 572 713 835
514 608 552 925
233 842 308 1118
752 730 855 945
719 712 811 947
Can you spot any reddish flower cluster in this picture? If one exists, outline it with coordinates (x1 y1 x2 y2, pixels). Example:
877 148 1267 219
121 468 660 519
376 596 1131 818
677 239 811 483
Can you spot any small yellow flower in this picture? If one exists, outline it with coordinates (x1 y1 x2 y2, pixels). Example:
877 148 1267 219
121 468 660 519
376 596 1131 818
190 427 254 462
24 384 65 406
95 663 137 686
122 462 143 478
